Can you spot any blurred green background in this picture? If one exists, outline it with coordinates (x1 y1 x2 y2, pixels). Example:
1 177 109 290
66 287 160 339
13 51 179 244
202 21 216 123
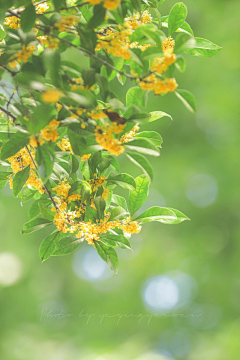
1 0 240 359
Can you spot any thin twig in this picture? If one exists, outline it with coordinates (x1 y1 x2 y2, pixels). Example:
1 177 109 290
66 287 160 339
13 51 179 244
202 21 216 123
0 104 17 121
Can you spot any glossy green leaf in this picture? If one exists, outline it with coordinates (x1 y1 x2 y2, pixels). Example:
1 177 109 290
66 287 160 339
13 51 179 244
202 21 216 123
21 218 52 234
112 194 128 212
28 200 40 220
53 236 83 256
107 173 136 190
21 4 36 33
99 234 131 250
0 132 29 160
126 151 153 182
109 206 128 221
133 206 177 223
125 138 160 156
129 175 150 216
12 165 30 198
94 196 106 220
185 37 222 57
39 231 62 262
168 2 188 35
93 241 119 273
175 89 196 112
149 111 173 122
175 55 186 72
135 131 163 147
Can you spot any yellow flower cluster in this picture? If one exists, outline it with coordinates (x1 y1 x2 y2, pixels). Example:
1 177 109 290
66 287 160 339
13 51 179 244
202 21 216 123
55 15 79 32
35 2 49 14
88 106 108 120
96 25 132 60
151 50 176 74
96 11 152 57
30 119 60 147
53 178 71 199
125 10 152 30
8 148 44 194
150 37 176 74
3 16 20 29
86 0 120 10
37 36 60 49
51 179 141 244
8 46 35 68
70 78 95 92
41 119 60 142
57 137 91 161
162 36 175 51
95 123 126 156
120 123 139 143
42 89 62 103
89 175 106 191
139 74 178 94
57 138 73 153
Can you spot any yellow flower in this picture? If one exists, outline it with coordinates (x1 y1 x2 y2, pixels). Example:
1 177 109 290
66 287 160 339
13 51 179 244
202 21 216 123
162 36 175 51
42 90 63 103
35 2 49 14
57 138 73 153
95 123 125 156
120 124 139 143
53 179 71 199
104 0 120 10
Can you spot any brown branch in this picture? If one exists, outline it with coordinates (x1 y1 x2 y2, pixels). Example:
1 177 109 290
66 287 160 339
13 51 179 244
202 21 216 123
0 104 17 121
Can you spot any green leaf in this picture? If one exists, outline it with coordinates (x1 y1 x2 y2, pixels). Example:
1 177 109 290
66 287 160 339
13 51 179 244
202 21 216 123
28 200 40 220
94 196 106 220
81 180 92 203
12 165 30 198
135 131 163 147
149 111 173 122
93 241 119 273
21 218 52 234
40 206 55 221
67 129 87 157
107 173 136 190
175 89 196 113
53 236 83 256
174 33 195 53
133 206 177 223
39 231 62 262
165 208 190 224
95 74 109 101
126 151 153 181
35 145 54 180
175 55 186 72
87 4 106 29
125 138 160 156
168 2 188 35
70 154 79 175
0 132 29 160
129 175 150 216
109 206 128 221
99 234 131 250
112 194 128 212
28 104 56 133
126 86 146 108
0 171 13 180
21 4 36 33
43 49 62 88
185 37 222 57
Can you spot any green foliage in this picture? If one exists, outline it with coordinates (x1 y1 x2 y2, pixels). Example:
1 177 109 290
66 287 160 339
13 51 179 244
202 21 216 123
0 0 220 272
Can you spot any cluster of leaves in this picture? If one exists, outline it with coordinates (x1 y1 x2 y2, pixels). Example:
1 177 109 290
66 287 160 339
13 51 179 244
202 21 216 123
0 0 220 272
